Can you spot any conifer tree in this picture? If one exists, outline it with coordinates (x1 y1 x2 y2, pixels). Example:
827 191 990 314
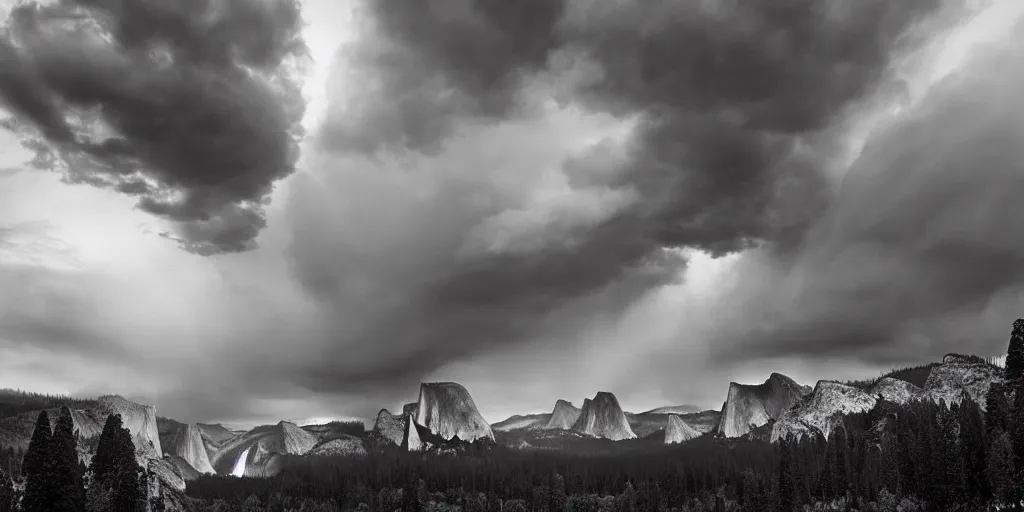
0 467 13 512
987 432 1015 506
959 401 989 502
21 410 53 512
985 382 1008 437
1007 318 1024 383
49 407 85 512
936 406 965 508
87 414 145 512
777 442 795 512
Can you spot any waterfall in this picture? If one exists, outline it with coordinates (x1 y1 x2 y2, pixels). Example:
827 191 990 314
231 447 250 477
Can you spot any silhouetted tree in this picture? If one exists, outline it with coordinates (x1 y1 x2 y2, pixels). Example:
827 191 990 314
1007 319 1024 383
49 407 85 512
87 414 146 512
22 410 53 512
985 382 1009 437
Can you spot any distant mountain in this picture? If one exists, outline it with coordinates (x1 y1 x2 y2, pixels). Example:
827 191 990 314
209 421 319 476
416 382 495 443
772 355 1005 442
492 413 549 432
572 392 636 441
715 373 806 438
545 400 582 430
196 423 236 446
664 415 701 444
626 409 721 438
641 405 703 415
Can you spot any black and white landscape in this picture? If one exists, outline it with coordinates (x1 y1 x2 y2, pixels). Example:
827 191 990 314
2 0 1024 510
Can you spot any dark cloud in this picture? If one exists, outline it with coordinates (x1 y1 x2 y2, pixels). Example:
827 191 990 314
320 0 568 154
708 30 1024 365
0 0 308 254
292 0 951 391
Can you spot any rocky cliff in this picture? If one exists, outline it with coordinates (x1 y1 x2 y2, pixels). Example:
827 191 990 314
96 395 163 459
403 415 424 451
164 423 215 474
209 421 319 476
571 392 636 441
196 423 235 446
545 400 581 430
771 381 877 442
415 382 495 442
664 414 701 444
923 357 1004 409
715 373 805 438
372 409 405 445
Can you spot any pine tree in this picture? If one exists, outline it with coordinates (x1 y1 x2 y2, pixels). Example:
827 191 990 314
985 382 1008 437
777 442 795 512
546 472 566 512
0 467 13 512
87 414 145 512
22 410 53 512
986 432 1015 506
1007 318 1024 383
959 401 990 502
48 407 85 512
936 405 965 508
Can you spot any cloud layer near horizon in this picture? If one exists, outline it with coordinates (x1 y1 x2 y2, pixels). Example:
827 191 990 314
2 0 1024 424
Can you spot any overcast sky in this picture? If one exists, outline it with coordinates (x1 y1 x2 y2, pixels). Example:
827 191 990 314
1 0 1023 426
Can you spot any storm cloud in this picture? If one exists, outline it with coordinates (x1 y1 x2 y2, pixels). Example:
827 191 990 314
708 25 1024 365
286 0 957 390
2 0 1021 424
0 0 308 254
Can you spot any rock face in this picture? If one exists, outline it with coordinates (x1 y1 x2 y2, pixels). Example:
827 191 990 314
209 421 319 476
572 392 636 441
871 377 924 403
415 382 495 442
403 402 419 417
96 395 163 459
715 373 805 438
372 409 405 445
665 415 701 444
164 423 215 474
923 357 1003 409
196 423 235 446
771 381 877 442
309 435 367 457
545 400 581 430
403 415 423 451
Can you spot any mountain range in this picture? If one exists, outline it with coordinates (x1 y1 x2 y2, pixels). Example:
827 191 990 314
0 353 1006 499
